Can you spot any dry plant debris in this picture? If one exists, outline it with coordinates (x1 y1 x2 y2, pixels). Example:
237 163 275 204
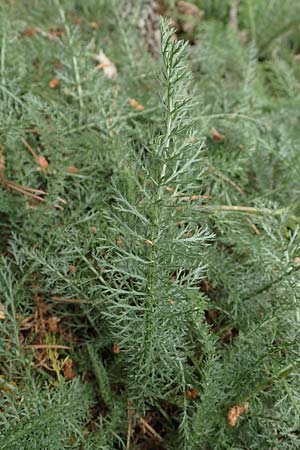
21 26 64 45
227 403 249 427
128 98 145 111
49 78 60 89
112 343 121 354
211 127 225 142
67 165 78 174
0 144 47 201
138 416 164 444
18 279 76 382
185 387 199 400
94 50 117 79
21 138 49 172
63 358 77 380
0 303 5 320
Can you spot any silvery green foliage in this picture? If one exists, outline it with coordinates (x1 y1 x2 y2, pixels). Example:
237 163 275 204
93 22 214 412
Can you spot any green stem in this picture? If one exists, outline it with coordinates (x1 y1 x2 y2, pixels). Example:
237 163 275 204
243 264 300 300
56 1 83 125
240 364 294 404
198 204 299 224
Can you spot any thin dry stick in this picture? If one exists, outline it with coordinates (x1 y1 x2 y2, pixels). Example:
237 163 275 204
1 143 47 201
25 344 71 350
21 137 49 173
199 205 281 215
208 164 244 195
229 0 240 33
5 181 46 202
5 183 47 195
126 401 134 450
138 417 163 443
21 137 37 159
0 146 4 182
50 295 92 304
245 216 260 235
35 27 64 46
21 140 67 208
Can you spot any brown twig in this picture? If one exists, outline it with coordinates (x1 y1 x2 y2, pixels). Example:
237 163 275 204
1 143 47 201
138 417 163 443
208 164 244 195
35 27 64 46
245 216 260 235
21 137 37 159
6 183 47 195
5 181 47 202
201 205 273 214
21 137 49 173
50 295 92 304
25 344 71 350
126 401 134 450
198 204 293 220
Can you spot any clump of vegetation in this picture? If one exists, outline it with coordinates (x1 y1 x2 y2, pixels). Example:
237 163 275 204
1 1 300 449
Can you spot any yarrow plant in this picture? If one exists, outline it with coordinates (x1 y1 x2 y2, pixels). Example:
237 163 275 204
1 1 300 449
91 19 215 442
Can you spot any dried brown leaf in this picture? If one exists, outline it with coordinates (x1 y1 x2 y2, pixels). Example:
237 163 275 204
67 265 76 274
67 165 78 174
128 98 144 111
49 78 60 89
63 358 76 380
112 343 121 354
227 403 249 427
211 127 225 142
89 21 98 29
22 28 39 37
36 155 49 170
48 27 64 38
47 316 60 333
94 50 117 79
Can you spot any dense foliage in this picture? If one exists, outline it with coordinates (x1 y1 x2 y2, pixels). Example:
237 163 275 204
1 1 300 449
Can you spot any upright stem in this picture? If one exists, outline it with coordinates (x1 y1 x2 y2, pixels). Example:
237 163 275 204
242 264 300 300
144 35 175 362
56 1 84 125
